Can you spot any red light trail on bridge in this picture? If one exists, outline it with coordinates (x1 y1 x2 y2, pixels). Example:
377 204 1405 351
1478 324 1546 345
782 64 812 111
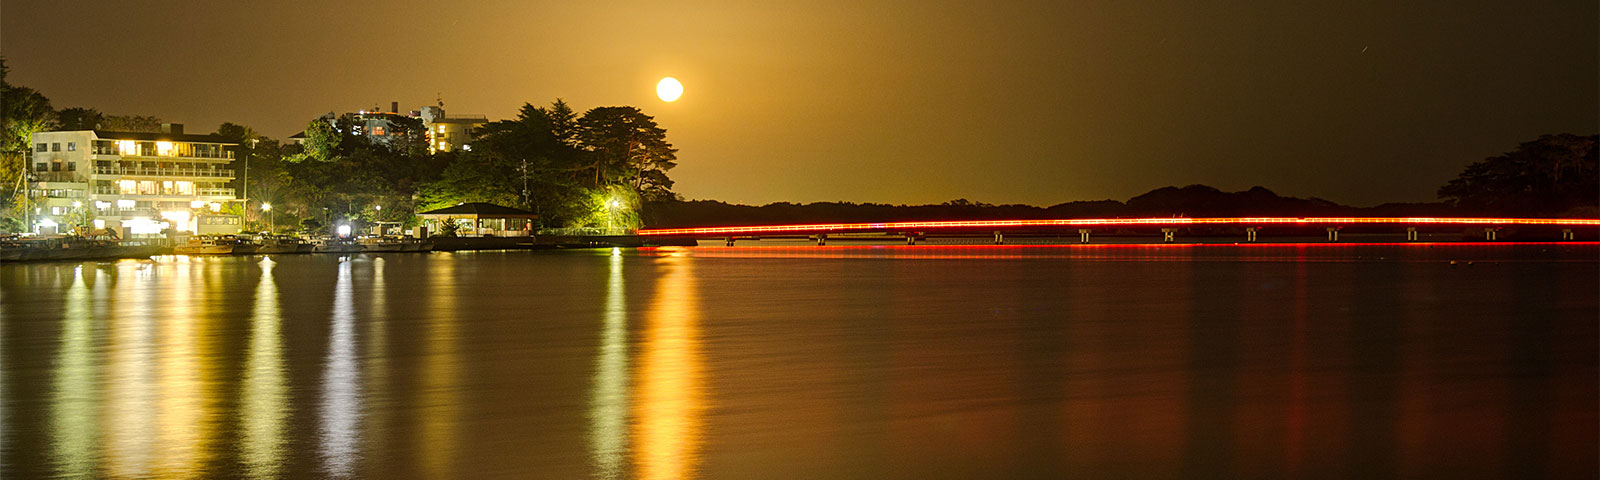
636 217 1600 236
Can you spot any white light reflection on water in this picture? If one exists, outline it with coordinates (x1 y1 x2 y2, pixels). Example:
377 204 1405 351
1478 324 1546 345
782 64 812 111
635 252 706 480
241 258 287 478
321 260 360 477
49 266 97 476
590 252 629 478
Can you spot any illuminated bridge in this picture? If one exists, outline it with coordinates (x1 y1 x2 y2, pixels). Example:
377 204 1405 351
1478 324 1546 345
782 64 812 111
636 217 1600 245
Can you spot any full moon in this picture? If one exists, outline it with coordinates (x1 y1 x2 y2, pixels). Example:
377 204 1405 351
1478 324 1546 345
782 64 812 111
656 77 683 102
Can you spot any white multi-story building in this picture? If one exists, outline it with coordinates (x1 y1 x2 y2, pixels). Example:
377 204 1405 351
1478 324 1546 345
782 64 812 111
419 105 488 153
26 125 242 236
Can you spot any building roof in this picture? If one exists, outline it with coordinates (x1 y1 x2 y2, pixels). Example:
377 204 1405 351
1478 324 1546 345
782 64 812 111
417 202 538 217
431 116 489 124
92 130 236 144
288 132 306 139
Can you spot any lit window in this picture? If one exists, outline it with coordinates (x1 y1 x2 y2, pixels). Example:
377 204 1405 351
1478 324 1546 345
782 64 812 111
175 181 194 195
156 141 174 156
373 126 386 136
438 125 446 133
116 199 135 209
117 140 137 155
118 180 138 194
67 142 76 151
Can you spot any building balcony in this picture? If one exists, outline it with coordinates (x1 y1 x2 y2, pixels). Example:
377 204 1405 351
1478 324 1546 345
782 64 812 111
93 186 236 198
93 166 235 178
33 189 86 199
91 146 233 159
31 171 85 183
94 207 161 218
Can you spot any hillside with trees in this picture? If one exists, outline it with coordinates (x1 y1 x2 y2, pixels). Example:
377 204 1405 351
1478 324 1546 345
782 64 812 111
642 135 1597 228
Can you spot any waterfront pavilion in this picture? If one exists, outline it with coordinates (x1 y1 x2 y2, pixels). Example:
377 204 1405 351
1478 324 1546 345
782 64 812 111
417 202 537 237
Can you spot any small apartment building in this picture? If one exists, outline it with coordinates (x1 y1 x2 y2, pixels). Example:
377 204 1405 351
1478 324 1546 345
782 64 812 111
26 126 241 237
419 105 487 153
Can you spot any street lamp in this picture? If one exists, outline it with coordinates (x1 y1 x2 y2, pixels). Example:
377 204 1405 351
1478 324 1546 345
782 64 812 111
261 202 273 233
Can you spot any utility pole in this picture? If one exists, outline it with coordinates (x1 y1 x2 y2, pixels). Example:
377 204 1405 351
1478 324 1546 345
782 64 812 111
517 158 531 208
17 151 32 233
242 142 249 217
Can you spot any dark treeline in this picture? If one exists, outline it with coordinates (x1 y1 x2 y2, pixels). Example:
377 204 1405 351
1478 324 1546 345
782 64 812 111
646 134 1597 228
642 185 1449 228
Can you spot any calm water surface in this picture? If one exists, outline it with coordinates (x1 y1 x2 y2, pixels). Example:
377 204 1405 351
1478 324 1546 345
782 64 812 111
2 244 1596 479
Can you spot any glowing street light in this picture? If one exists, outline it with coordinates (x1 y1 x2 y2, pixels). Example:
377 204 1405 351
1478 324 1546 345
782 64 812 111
261 202 274 233
605 198 621 233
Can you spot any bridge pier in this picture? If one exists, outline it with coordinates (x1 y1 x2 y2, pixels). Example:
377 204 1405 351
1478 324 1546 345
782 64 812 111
1562 229 1575 241
993 231 1004 245
1406 228 1418 241
1161 228 1176 243
1484 228 1498 241
1245 227 1258 242
814 234 827 246
725 237 736 247
1078 229 1091 244
1326 227 1339 242
905 234 917 245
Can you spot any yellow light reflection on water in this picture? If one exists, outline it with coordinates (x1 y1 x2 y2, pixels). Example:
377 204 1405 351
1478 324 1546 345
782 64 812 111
364 258 393 456
634 255 706 480
241 258 286 478
153 258 218 478
104 262 158 476
420 255 461 477
50 266 97 476
321 261 361 476
590 253 629 478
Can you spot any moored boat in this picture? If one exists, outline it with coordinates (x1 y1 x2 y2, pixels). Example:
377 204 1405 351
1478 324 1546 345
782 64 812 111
313 237 363 253
258 234 309 254
175 235 235 255
358 236 407 253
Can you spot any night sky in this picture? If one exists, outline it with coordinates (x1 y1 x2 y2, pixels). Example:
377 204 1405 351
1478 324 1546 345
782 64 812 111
2 1 1594 206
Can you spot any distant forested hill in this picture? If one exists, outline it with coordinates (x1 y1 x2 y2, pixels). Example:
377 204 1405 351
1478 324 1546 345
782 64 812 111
642 185 1454 228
